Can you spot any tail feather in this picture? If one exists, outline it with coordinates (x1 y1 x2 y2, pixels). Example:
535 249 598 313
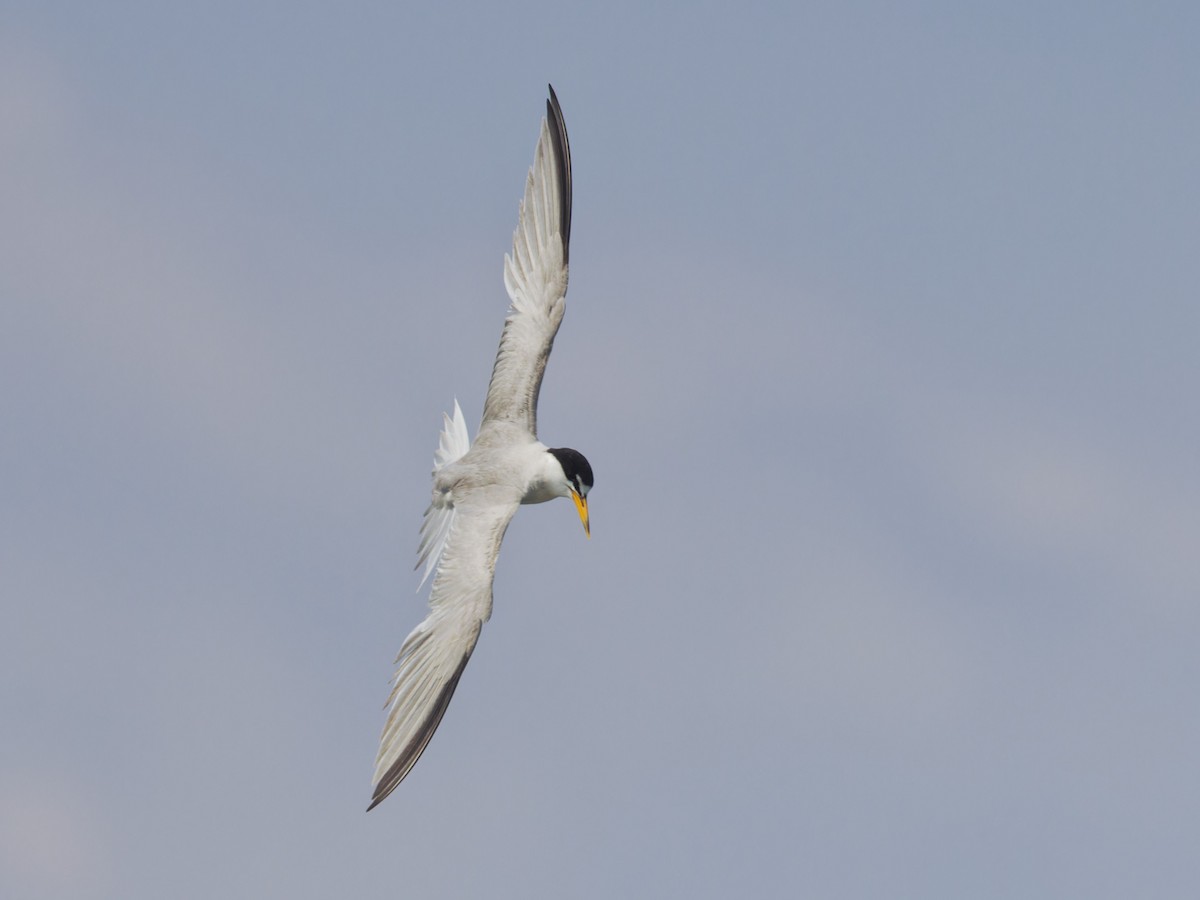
416 400 470 589
433 399 470 470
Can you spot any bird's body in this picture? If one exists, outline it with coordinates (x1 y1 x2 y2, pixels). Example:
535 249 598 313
369 87 591 810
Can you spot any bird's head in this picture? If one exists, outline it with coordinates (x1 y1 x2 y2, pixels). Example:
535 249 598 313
547 447 593 537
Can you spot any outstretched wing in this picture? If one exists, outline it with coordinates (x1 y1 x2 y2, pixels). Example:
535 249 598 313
481 85 572 438
369 488 520 809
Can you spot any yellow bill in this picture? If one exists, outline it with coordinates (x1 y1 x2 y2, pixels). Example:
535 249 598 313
570 489 590 538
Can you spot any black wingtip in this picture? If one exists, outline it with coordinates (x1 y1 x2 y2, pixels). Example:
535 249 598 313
365 635 478 812
545 85 572 265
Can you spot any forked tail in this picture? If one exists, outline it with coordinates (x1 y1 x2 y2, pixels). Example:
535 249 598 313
415 399 470 589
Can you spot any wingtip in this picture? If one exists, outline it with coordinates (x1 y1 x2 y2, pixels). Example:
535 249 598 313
544 84 572 265
365 787 391 812
368 627 480 811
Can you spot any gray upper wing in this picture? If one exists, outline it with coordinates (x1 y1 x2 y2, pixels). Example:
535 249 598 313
370 487 520 808
480 86 572 437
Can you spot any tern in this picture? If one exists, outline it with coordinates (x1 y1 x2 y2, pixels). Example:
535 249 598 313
369 86 592 810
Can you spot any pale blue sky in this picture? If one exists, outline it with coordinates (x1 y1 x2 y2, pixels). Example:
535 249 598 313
3 3 1198 898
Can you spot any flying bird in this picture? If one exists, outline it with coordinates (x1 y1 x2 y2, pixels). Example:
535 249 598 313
369 86 592 810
